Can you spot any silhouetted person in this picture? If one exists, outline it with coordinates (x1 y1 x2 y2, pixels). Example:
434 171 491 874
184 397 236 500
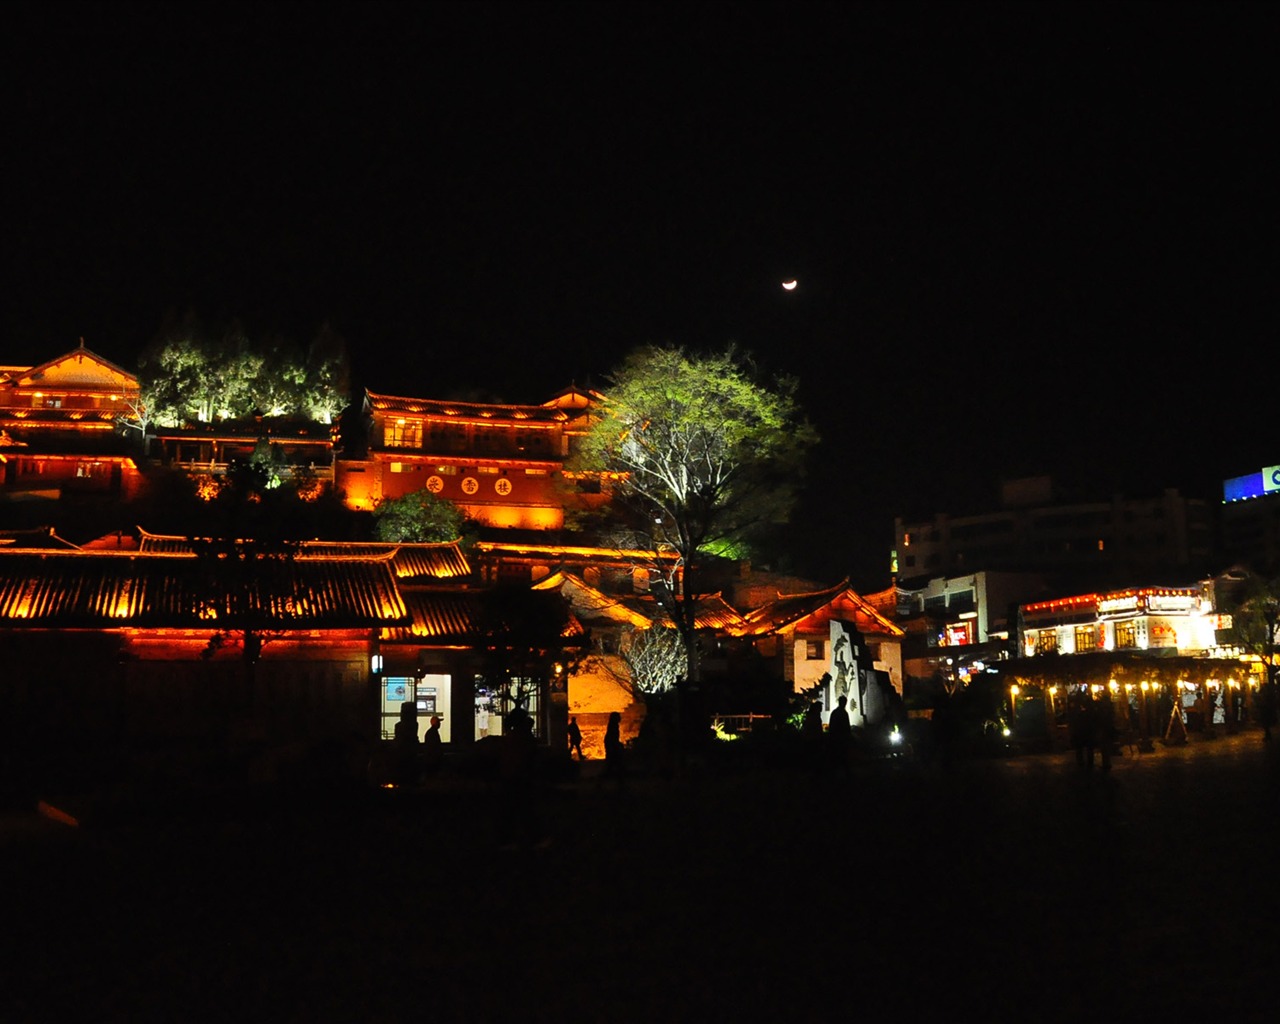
603 710 626 786
392 702 419 786
1259 679 1277 743
497 710 545 849
1068 689 1094 769
567 716 584 760
827 694 852 774
422 714 443 776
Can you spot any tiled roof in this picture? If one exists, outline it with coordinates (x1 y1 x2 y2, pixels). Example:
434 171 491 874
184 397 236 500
381 587 581 644
381 588 484 642
734 580 904 638
623 592 745 631
0 527 81 550
535 570 746 631
137 531 471 580
0 549 409 629
533 571 654 628
365 390 569 424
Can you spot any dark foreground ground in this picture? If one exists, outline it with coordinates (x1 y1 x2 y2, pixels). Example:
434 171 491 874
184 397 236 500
4 731 1279 1024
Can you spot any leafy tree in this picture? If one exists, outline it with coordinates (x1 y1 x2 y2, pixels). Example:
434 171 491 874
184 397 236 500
1224 572 1280 689
598 625 687 699
137 312 349 426
372 487 466 542
303 321 352 424
573 344 817 681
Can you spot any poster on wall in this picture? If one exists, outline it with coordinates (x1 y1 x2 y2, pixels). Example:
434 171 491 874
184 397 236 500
385 680 410 704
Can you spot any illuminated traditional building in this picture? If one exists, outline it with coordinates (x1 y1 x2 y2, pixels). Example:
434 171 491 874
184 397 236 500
731 580 905 726
1007 584 1266 744
0 340 142 499
338 384 607 528
150 415 338 488
1018 585 1222 659
0 535 582 787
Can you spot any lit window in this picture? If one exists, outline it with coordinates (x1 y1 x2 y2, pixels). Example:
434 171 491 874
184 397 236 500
1074 625 1098 652
386 419 422 448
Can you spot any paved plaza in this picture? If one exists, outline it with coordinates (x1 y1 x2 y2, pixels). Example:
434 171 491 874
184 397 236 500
4 730 1278 1023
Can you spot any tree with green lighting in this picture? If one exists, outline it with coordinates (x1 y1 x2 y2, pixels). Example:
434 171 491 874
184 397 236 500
137 312 349 427
372 487 467 543
574 344 817 682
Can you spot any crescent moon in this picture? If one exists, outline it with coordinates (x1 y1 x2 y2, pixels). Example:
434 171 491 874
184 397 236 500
782 280 797 291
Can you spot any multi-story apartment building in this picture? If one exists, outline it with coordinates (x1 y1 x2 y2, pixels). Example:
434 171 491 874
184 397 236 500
894 475 1216 586
1221 463 1280 574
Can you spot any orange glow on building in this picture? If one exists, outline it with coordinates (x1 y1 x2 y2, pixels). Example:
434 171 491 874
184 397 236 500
349 385 607 528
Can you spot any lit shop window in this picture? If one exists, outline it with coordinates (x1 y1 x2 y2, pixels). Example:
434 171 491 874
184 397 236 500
1075 625 1100 652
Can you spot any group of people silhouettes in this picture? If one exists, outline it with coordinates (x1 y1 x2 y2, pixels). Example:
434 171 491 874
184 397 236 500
391 702 443 785
1067 687 1117 770
800 694 855 774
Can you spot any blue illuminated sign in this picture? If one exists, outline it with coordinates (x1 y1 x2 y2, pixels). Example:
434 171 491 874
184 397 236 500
1223 465 1280 502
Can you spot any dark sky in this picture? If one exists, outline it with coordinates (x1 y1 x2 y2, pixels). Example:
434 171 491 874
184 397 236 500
5 1 1279 589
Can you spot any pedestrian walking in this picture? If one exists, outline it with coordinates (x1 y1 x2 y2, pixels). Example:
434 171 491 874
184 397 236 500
567 716 584 760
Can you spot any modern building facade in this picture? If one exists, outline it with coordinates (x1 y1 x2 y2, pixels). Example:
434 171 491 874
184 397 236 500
894 475 1216 586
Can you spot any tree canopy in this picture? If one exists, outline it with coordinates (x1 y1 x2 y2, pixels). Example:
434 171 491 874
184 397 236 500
137 312 350 427
372 488 467 543
574 344 817 678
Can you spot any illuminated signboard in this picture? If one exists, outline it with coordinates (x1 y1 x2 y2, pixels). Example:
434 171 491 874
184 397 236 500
1223 465 1280 503
945 622 973 646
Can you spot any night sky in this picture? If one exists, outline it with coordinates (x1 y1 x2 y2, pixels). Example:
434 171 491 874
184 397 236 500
5 1 1278 589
